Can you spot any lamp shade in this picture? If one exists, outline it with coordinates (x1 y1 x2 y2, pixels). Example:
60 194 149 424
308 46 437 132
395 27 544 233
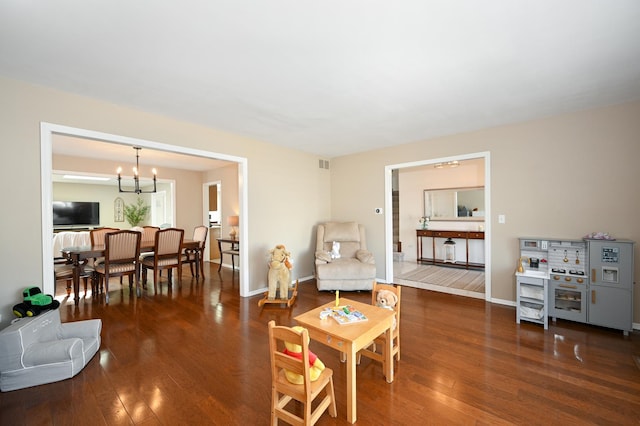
227 215 239 239
227 215 239 226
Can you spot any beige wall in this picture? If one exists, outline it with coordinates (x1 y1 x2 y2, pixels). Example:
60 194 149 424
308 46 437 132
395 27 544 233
331 101 640 323
0 76 330 326
1 74 639 329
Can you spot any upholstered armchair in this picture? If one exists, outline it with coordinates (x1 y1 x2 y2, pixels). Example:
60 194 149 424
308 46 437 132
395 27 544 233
0 309 101 391
314 222 375 291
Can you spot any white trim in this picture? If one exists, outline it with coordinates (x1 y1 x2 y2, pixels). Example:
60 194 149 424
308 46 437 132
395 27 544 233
41 122 250 297
384 151 492 302
41 128 54 294
490 298 516 307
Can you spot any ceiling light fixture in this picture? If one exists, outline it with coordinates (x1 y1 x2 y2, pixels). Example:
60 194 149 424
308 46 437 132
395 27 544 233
434 160 460 169
117 147 157 194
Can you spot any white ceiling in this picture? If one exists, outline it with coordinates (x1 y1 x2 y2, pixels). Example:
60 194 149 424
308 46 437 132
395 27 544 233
2 1 640 158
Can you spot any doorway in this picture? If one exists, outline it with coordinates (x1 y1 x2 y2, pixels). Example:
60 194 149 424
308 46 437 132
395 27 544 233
151 191 169 226
40 122 249 297
203 180 222 265
384 151 491 301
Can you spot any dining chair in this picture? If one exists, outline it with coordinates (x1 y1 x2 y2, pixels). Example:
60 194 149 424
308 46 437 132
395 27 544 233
89 227 119 265
137 226 161 274
182 225 208 279
267 320 337 426
141 228 184 294
89 227 119 293
141 226 160 246
54 258 92 297
52 231 93 297
93 230 142 304
90 227 120 246
137 226 159 259
356 282 401 379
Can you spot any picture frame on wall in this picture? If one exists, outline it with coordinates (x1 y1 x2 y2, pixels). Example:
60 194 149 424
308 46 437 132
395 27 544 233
114 197 125 222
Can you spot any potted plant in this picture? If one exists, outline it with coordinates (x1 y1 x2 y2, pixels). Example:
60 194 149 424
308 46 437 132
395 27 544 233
123 198 150 227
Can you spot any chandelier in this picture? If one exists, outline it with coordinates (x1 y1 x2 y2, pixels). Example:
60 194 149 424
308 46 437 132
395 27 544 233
117 147 157 194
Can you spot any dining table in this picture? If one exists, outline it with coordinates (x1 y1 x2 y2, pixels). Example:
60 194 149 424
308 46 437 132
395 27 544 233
294 297 396 424
61 239 202 305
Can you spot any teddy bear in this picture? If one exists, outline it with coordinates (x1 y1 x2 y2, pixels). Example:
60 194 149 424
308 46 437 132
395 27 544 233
282 326 326 384
268 244 292 300
376 289 398 330
330 241 341 259
359 288 399 357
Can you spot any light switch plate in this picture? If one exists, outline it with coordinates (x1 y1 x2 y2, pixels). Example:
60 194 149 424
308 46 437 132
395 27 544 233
498 214 506 224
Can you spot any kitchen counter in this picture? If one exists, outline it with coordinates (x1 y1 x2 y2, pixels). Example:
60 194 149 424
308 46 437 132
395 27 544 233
515 268 549 279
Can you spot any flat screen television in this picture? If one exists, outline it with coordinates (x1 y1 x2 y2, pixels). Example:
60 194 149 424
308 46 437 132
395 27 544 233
53 201 100 227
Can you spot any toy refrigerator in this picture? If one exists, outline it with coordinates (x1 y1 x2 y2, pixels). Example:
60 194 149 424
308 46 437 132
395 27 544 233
587 239 635 335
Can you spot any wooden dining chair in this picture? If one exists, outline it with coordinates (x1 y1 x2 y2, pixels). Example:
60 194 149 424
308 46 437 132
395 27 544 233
54 258 92 297
357 282 401 380
268 320 337 426
93 230 142 304
141 226 160 246
138 226 161 274
141 228 184 294
182 225 208 279
90 227 120 247
89 227 119 293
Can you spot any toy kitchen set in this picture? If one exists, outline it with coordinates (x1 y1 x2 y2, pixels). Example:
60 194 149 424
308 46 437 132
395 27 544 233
515 235 635 335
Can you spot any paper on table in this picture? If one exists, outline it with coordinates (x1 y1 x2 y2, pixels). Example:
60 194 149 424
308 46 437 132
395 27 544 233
326 306 368 325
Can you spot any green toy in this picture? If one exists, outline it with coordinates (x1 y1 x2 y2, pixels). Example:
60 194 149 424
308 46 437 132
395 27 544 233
12 286 60 318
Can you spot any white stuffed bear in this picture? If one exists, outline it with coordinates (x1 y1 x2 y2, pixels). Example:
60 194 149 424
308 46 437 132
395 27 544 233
330 241 341 259
268 244 292 300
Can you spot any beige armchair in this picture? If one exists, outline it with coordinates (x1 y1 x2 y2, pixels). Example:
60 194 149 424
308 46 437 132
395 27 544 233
315 222 375 291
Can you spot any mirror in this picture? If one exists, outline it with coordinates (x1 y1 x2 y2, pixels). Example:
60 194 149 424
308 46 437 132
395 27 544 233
424 186 485 221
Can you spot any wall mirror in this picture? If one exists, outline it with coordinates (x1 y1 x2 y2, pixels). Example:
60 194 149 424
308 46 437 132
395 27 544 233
424 186 485 221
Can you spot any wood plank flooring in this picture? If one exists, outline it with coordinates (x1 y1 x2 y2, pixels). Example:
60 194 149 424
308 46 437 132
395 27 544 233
395 261 485 293
1 263 639 425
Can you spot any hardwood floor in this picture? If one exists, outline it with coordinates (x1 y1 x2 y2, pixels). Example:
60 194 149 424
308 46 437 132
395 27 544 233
2 263 639 425
394 261 485 298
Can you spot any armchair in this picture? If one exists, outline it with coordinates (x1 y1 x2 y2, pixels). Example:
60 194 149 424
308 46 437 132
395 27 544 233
314 222 375 291
0 309 101 391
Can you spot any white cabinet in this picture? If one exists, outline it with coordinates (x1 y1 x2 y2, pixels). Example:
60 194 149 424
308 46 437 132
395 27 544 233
516 276 548 329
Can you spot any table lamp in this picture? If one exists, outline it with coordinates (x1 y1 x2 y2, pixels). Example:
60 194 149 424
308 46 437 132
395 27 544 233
228 215 239 239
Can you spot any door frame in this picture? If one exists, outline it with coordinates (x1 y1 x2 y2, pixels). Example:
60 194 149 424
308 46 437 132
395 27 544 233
384 151 492 301
41 122 250 297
